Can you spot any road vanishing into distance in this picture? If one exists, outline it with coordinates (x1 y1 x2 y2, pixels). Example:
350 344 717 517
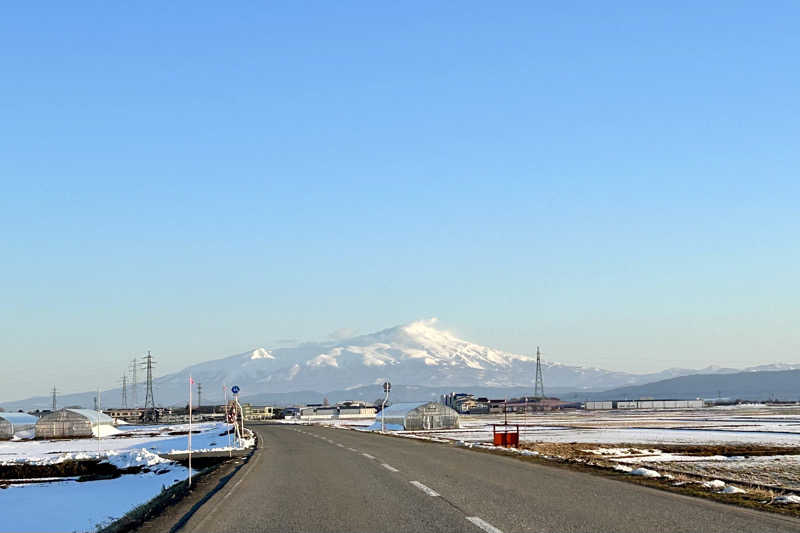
179 425 800 533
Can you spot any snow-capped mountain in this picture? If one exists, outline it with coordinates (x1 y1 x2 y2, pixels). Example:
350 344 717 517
3 319 797 409
144 319 740 404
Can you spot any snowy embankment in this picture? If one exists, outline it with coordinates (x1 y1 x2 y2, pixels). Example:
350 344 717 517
0 422 253 532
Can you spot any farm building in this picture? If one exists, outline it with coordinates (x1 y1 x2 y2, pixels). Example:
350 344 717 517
35 408 115 439
0 412 38 440
370 402 459 431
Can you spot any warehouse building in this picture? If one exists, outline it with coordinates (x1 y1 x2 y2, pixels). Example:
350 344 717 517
370 402 459 431
35 408 115 439
585 399 705 410
0 412 38 440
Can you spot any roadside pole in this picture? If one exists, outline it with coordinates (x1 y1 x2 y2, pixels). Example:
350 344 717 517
188 375 193 487
224 384 231 457
97 389 101 458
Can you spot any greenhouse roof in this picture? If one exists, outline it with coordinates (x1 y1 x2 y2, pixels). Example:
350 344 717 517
0 412 38 425
378 402 431 417
64 409 114 424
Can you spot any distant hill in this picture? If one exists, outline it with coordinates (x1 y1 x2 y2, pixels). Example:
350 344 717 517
586 369 800 401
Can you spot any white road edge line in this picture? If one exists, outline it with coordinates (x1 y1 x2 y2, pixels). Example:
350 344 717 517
362 453 376 459
466 517 504 533
410 480 439 497
381 463 399 472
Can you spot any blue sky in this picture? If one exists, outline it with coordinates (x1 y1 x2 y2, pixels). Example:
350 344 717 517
1 2 798 400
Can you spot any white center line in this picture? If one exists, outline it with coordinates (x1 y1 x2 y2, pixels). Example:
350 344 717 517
410 480 439 497
466 517 504 533
347 447 358 452
361 452 376 460
381 463 399 472
336 443 344 447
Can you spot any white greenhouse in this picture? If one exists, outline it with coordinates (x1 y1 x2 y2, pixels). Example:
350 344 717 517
34 408 115 439
370 402 459 431
0 412 38 440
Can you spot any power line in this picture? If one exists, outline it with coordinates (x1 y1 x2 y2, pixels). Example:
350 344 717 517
129 357 138 408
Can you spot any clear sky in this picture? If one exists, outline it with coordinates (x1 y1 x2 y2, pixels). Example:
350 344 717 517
2 2 798 400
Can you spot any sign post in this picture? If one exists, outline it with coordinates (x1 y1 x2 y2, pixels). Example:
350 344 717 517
381 381 391 433
232 385 241 446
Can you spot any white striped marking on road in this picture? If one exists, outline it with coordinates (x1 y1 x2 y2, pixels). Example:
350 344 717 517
336 443 344 448
466 517 504 533
347 447 358 452
381 463 399 472
410 481 439 497
361 453 376 460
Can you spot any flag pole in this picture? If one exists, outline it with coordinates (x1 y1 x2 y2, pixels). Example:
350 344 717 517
188 375 193 487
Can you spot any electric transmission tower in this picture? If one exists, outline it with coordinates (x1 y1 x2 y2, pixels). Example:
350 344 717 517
51 386 57 411
141 351 157 422
197 383 202 408
534 346 545 399
129 357 138 408
120 375 128 408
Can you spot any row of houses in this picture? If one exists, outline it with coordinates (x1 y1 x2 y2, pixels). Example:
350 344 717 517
441 393 572 414
293 401 377 420
103 404 276 424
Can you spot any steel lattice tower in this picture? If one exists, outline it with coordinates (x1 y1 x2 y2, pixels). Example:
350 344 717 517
141 351 156 421
51 386 57 411
197 383 202 408
534 346 545 399
120 375 128 408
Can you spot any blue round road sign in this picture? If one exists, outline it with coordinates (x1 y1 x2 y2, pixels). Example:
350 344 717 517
232 385 240 394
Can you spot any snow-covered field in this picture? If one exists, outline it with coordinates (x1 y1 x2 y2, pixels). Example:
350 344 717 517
421 405 800 446
0 422 253 532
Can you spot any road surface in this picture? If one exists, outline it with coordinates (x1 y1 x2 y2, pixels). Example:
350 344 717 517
178 424 800 533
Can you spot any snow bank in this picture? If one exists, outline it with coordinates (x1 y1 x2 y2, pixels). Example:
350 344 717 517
702 480 726 490
104 449 170 469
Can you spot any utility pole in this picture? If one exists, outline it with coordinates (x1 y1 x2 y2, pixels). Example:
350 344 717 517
120 375 128 408
534 346 545 399
51 386 57 411
129 357 138 408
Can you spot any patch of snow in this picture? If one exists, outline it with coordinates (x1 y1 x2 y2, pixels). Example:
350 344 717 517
249 348 275 360
104 449 171 469
629 468 661 478
722 485 746 494
702 480 726 490
774 495 800 504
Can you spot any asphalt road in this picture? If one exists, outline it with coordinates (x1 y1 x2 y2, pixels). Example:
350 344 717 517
179 425 800 533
